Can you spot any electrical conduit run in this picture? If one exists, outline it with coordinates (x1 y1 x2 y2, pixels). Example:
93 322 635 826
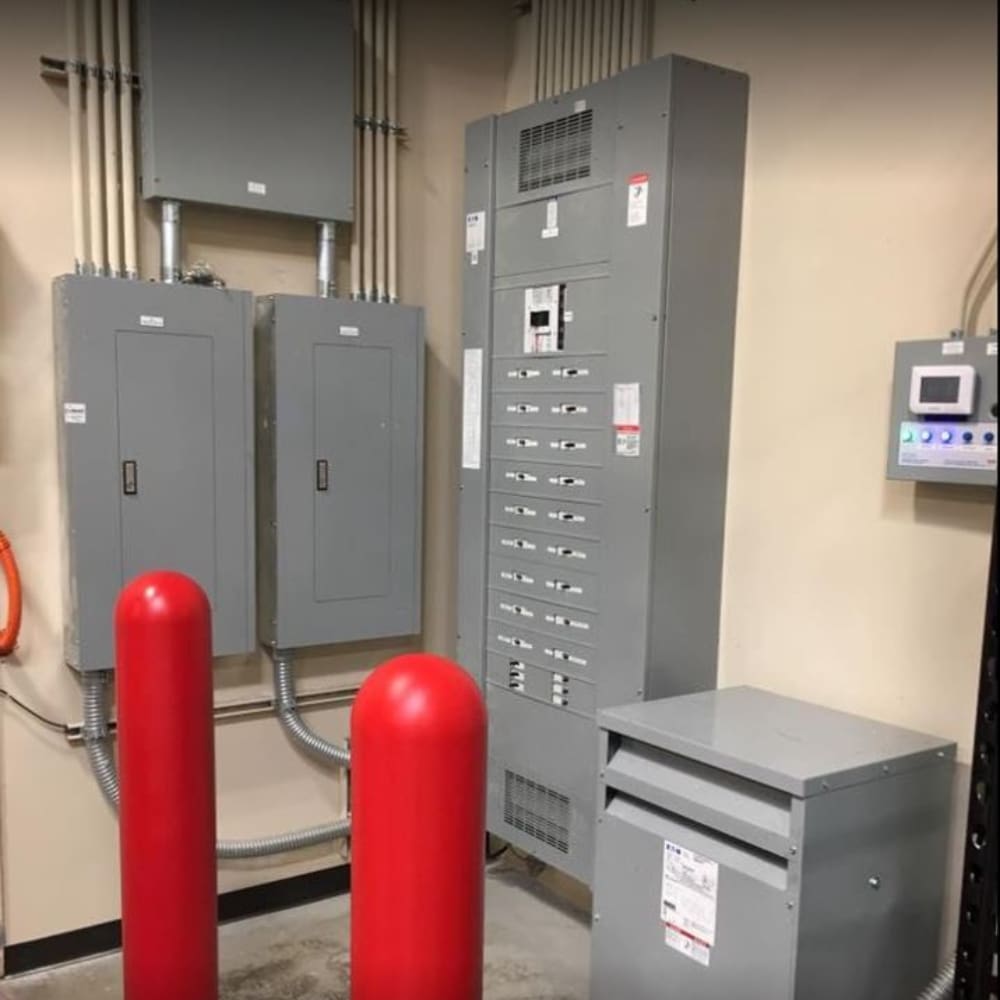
915 956 955 1000
81 672 351 858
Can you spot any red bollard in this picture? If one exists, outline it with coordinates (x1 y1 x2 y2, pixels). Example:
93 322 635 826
351 653 488 999
116 571 217 1000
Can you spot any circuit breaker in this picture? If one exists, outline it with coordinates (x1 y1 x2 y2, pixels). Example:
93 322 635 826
886 334 997 485
592 688 954 999
457 55 749 882
255 296 423 651
54 276 256 671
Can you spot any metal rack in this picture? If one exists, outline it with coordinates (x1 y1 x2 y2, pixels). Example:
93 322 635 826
956 494 999 1000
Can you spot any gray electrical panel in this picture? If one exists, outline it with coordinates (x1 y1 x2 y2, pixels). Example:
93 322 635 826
53 276 256 671
137 0 354 220
255 296 423 651
457 55 749 882
886 334 997 485
591 687 955 1000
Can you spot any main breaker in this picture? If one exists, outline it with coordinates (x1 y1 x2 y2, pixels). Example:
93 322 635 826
457 55 749 881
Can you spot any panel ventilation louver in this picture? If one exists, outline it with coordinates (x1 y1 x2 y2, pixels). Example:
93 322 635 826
504 769 571 854
518 110 594 193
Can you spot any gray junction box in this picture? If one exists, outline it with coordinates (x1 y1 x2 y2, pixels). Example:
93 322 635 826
137 0 354 221
54 276 256 671
457 55 749 882
255 296 424 651
591 687 955 1000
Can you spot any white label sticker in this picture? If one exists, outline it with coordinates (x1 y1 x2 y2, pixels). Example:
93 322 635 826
661 840 719 955
988 341 998 356
247 181 267 196
63 402 87 424
942 340 965 355
140 314 164 328
339 325 360 337
462 349 484 470
564 310 574 322
614 382 640 457
542 199 559 239
627 172 650 228
466 211 486 254
573 99 587 114
665 925 711 967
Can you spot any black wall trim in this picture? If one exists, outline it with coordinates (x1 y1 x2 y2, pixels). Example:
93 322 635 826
3 864 351 978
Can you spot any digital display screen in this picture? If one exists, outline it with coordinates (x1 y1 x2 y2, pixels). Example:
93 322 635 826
919 376 961 404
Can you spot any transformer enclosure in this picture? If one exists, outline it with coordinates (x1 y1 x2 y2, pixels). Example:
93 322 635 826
54 276 256 671
456 55 749 881
591 687 955 1000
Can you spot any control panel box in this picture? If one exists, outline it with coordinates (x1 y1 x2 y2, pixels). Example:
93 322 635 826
255 296 423 651
887 335 997 485
54 276 256 671
457 56 749 882
592 688 955 1000
137 0 354 220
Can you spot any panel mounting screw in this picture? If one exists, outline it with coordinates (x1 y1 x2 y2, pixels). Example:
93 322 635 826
789 844 797 856
868 876 881 890
786 901 795 910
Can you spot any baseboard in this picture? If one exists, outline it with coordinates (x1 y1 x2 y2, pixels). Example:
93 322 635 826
2 864 351 978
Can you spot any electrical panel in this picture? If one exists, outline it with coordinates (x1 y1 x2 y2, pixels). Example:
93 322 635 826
886 335 997 485
457 56 749 882
137 0 354 220
54 277 256 671
255 296 423 651
592 688 954 999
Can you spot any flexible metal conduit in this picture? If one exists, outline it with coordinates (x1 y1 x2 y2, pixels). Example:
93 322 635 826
915 956 955 1000
273 652 353 768
82 673 351 857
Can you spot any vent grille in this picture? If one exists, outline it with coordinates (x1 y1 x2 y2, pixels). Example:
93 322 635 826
503 769 571 854
518 110 594 193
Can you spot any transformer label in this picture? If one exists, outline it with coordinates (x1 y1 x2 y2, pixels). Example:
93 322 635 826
139 314 164 328
63 402 87 425
462 348 484 470
627 172 649 228
613 382 640 457
542 199 559 239
465 210 486 265
661 839 718 965
941 340 965 355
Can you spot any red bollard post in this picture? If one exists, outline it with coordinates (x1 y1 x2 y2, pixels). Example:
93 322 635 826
116 571 217 1000
351 653 488 999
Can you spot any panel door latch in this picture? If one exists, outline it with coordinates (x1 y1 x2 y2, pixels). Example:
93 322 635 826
316 459 330 492
122 460 138 496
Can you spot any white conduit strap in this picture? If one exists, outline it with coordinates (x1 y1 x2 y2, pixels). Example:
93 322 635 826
81 672 351 858
273 652 352 768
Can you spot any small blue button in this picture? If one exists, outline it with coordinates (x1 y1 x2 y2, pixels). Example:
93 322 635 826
963 431 974 443
986 432 996 445
941 431 953 444
921 430 933 443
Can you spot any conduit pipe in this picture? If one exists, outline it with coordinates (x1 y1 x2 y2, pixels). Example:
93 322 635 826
117 0 137 278
82 672 351 858
386 0 399 302
317 221 337 298
350 0 362 299
100 0 120 277
160 199 181 283
374 0 386 302
533 1 543 101
83 0 104 275
272 652 352 768
66 0 86 274
915 955 955 1000
362 0 375 299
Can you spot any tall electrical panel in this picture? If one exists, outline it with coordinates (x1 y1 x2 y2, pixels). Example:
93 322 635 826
457 55 749 882
255 296 424 651
54 277 256 671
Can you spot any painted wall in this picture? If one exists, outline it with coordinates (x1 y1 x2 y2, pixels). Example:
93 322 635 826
0 0 510 946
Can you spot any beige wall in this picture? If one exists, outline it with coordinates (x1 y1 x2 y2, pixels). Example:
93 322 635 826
0 0 510 946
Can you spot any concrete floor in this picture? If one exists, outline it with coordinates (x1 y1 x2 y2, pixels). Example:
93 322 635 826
1 860 591 999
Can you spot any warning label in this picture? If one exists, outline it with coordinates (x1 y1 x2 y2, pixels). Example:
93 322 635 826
613 382 640 457
661 839 718 965
627 172 649 228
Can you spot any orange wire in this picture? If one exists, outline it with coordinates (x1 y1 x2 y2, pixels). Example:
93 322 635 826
0 530 23 656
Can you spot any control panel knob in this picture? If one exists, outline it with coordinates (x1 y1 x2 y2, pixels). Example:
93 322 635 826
920 430 933 443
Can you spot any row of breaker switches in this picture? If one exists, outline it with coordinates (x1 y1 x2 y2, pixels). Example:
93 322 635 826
507 661 572 707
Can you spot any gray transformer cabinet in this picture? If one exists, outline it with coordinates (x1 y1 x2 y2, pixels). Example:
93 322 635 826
53 276 256 671
255 296 424 650
457 55 749 881
591 687 955 1000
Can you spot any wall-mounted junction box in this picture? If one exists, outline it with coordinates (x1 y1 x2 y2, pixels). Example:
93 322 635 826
255 296 423 651
54 277 256 671
457 55 749 883
137 0 354 221
591 687 954 1000
887 335 997 486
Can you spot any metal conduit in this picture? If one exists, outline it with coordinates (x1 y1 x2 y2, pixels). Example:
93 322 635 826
915 956 955 1000
81 672 351 858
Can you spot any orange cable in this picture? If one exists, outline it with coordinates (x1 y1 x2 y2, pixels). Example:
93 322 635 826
0 529 23 656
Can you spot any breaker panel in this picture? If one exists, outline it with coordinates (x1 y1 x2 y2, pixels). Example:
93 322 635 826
886 334 997 486
255 296 424 651
457 56 749 882
54 276 256 671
